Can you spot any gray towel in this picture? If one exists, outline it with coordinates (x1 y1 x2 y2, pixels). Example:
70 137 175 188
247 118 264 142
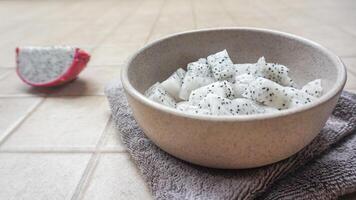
105 81 356 200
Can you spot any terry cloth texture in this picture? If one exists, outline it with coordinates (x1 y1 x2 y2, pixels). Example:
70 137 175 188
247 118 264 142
105 81 356 200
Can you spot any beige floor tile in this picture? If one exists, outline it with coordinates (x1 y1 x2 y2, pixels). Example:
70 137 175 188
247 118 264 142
148 0 195 42
0 46 17 68
0 98 42 142
220 0 278 29
103 0 165 46
0 71 54 97
0 68 11 79
301 5 356 27
342 57 356 75
193 0 235 29
94 0 143 25
345 72 356 90
0 153 91 200
82 153 152 200
100 118 126 151
0 1 68 32
342 57 356 90
36 1 109 23
50 1 142 47
51 67 121 96
294 26 356 57
89 44 142 66
1 96 110 149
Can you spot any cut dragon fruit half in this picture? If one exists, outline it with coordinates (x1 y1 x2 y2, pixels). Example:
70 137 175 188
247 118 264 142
16 46 90 87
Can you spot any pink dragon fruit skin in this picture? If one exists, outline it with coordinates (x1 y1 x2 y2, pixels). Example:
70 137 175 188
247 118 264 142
16 46 90 87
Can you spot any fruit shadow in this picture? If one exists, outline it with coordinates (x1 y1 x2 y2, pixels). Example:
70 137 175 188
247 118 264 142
25 78 92 97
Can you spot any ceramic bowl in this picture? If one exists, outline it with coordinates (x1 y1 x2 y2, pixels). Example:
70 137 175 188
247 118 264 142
121 28 346 169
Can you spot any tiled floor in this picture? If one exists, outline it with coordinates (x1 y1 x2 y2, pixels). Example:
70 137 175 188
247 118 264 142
0 0 355 199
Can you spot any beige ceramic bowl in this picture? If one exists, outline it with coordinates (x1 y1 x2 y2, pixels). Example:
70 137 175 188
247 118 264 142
121 28 346 169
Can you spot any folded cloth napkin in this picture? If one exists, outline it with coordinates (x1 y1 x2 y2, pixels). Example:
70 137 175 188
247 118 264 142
105 81 356 200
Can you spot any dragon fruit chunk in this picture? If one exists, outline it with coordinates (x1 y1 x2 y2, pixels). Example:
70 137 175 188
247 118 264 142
144 82 176 108
187 58 212 77
234 63 258 77
198 94 276 116
234 57 294 87
161 68 186 100
302 79 323 97
179 59 215 100
232 74 255 98
16 46 90 87
198 94 236 116
207 49 235 81
232 98 279 115
256 57 294 87
243 77 315 110
188 81 234 105
176 101 211 115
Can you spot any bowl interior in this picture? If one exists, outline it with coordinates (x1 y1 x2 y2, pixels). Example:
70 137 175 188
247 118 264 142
127 28 341 99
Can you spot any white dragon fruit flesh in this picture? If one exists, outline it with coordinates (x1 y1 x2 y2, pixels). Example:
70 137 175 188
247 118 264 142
179 59 215 100
187 58 212 77
243 77 315 110
144 82 176 108
16 46 90 87
302 79 323 97
161 68 186 100
176 101 211 115
232 74 255 97
207 49 235 81
188 81 234 105
198 94 277 116
234 57 294 86
144 50 323 116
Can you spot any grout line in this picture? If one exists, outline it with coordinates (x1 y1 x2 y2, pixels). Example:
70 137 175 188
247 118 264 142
0 148 127 154
0 94 48 98
71 116 113 200
0 146 96 153
99 148 128 153
0 70 11 80
190 0 197 29
71 153 101 200
143 0 167 44
346 69 356 77
86 64 124 68
44 1 137 48
0 149 95 154
0 94 105 98
0 98 45 146
341 55 356 59
48 94 106 97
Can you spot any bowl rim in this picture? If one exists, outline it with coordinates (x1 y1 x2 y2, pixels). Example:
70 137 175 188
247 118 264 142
121 27 347 122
